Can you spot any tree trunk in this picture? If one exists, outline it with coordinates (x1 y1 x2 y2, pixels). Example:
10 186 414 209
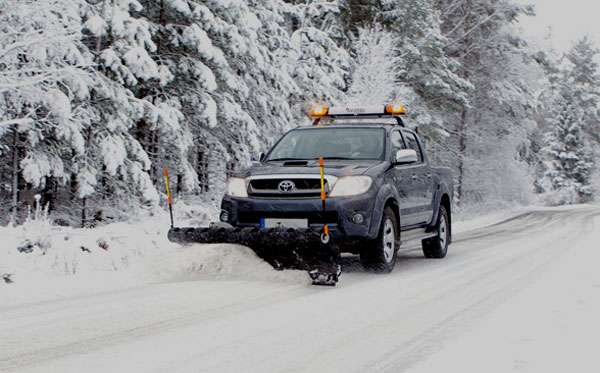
81 124 94 228
41 176 56 214
81 196 87 228
455 0 472 207
456 107 467 206
176 174 182 198
70 171 77 201
10 125 19 226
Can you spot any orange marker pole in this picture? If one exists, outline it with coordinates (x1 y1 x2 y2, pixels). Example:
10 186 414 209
319 158 328 237
164 169 174 228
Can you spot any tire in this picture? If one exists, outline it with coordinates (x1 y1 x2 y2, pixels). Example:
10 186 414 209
422 205 449 258
360 206 398 273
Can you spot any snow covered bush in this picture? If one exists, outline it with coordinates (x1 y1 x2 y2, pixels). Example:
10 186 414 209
0 209 179 284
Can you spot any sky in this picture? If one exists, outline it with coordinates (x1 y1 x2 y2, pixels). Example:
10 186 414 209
515 0 600 53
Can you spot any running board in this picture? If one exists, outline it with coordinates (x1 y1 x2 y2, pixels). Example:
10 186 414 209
400 228 437 244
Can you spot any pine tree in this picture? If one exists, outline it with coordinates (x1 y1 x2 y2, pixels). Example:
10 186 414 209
0 0 94 225
565 37 600 145
538 37 599 204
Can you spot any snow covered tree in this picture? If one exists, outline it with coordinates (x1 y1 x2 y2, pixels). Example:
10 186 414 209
564 37 600 145
382 0 472 113
0 0 94 225
345 27 401 105
339 0 472 149
538 37 600 204
81 0 190 204
0 0 186 226
338 0 383 40
540 91 594 203
435 0 538 208
286 0 352 108
81 0 351 207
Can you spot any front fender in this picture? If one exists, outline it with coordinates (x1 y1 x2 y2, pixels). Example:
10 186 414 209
367 183 401 240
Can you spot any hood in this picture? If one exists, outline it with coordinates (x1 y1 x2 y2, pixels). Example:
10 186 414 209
236 160 388 178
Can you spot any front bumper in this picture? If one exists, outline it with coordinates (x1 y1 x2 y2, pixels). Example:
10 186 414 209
221 192 376 239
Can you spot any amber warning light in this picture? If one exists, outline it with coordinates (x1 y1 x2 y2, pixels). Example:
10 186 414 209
311 105 329 117
385 104 405 115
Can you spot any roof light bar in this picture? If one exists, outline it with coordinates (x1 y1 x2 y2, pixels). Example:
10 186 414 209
311 104 406 118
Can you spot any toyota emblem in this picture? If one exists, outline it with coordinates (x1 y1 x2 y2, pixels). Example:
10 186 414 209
278 180 295 193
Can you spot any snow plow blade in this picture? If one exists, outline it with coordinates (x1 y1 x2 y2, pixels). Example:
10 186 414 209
168 226 341 285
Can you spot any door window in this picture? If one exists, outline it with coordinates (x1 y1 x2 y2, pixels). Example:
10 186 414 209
390 131 406 158
403 132 423 163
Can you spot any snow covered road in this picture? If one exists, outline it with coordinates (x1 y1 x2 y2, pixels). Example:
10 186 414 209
1 206 599 372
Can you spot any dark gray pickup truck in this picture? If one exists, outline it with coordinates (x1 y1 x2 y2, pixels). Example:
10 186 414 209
217 105 453 274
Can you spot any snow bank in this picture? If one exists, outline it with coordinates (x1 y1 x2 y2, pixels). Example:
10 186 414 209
0 204 308 305
0 212 178 305
0 217 172 281
139 243 309 285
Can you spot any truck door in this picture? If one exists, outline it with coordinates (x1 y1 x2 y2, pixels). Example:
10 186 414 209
403 132 434 224
390 130 420 227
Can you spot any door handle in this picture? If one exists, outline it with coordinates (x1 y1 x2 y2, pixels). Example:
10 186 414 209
427 173 432 178
412 174 417 181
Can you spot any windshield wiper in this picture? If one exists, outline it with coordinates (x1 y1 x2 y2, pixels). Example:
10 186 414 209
265 157 308 162
319 156 353 160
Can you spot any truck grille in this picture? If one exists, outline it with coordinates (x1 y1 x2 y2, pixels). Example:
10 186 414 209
248 178 329 197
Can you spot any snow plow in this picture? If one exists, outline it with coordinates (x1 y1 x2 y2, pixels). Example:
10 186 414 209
167 225 342 284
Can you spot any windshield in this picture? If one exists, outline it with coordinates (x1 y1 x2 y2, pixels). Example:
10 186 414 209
266 127 385 161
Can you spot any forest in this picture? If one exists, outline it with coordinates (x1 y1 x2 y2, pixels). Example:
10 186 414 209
1 0 599 227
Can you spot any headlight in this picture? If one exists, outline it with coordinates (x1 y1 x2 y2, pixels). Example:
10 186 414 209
226 177 248 197
329 176 372 197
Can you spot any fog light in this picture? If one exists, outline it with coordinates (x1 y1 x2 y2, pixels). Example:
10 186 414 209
352 213 364 224
220 210 230 222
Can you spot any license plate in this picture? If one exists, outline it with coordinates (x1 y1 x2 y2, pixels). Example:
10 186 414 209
260 218 308 228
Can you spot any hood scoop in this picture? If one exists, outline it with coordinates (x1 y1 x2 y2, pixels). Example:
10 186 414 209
283 160 309 166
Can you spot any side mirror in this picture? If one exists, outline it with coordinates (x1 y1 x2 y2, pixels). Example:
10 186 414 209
395 149 418 164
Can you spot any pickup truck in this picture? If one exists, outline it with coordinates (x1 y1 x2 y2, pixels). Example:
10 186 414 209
217 104 453 273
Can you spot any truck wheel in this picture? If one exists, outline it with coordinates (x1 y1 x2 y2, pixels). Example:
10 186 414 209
361 207 398 273
422 205 449 258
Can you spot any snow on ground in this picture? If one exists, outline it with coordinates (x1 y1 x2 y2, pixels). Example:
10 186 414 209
0 203 594 307
453 203 595 233
409 205 600 373
1 205 599 372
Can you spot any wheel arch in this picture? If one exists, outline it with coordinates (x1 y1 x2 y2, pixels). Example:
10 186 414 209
368 184 401 240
